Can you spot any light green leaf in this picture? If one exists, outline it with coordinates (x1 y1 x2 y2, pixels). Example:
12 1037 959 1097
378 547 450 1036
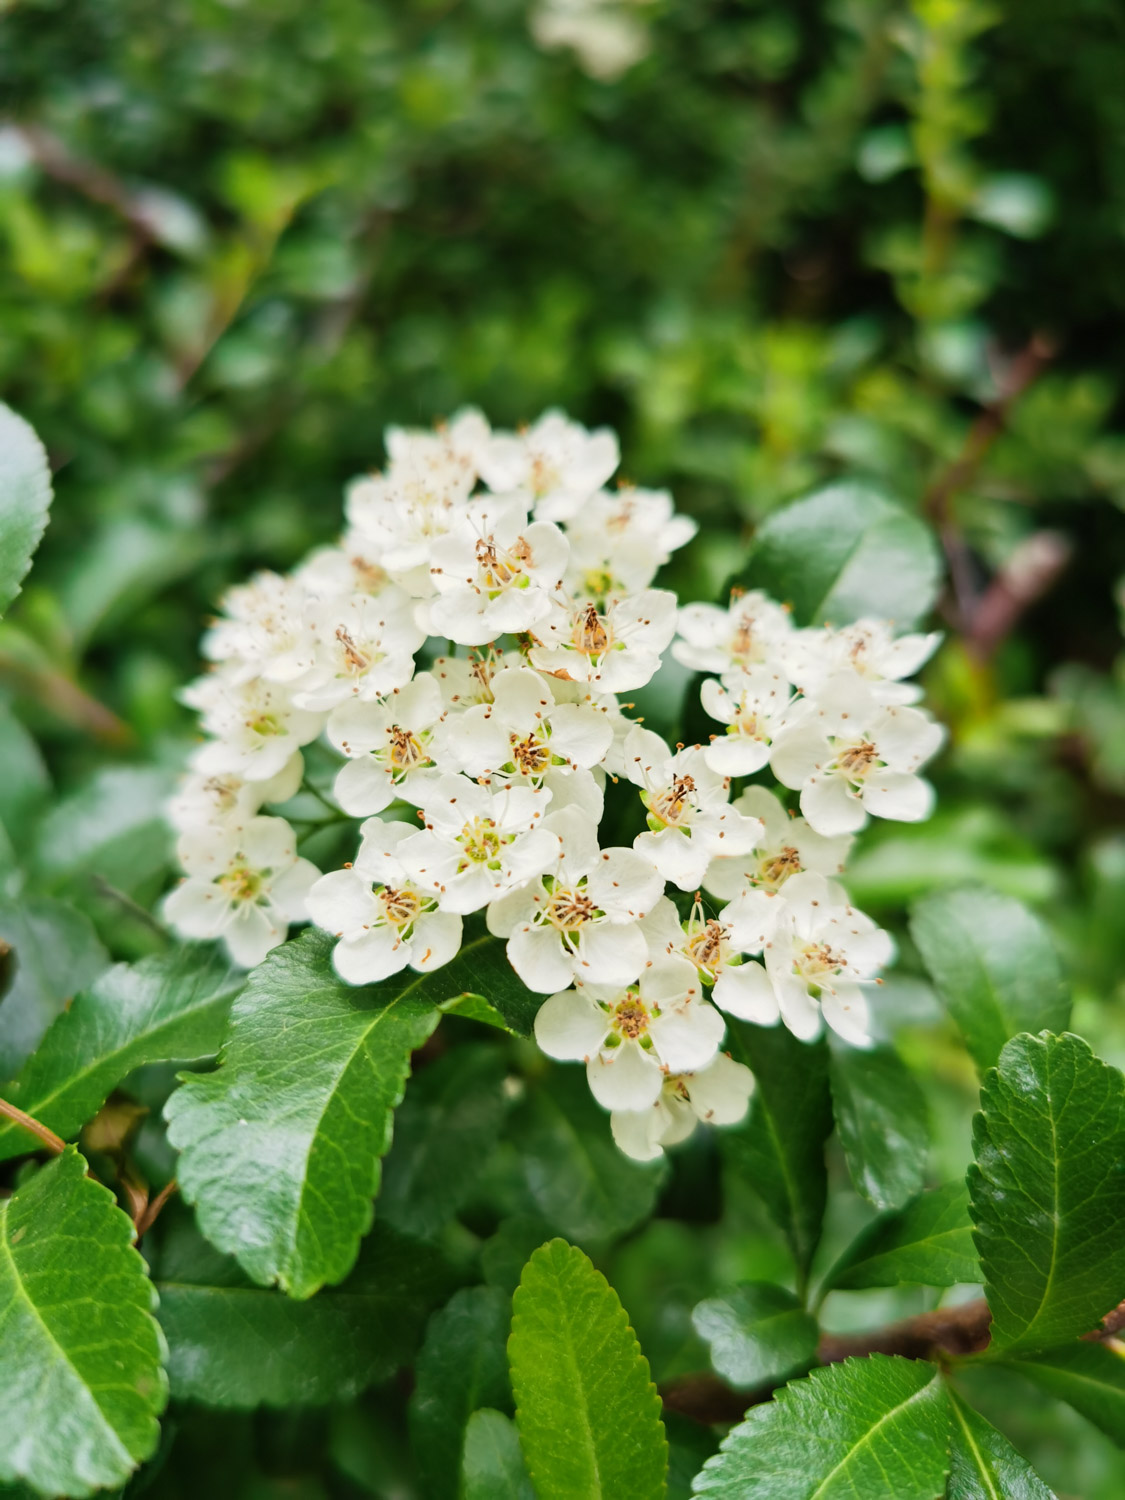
509 1238 668 1500
691 1284 818 1391
910 887 1069 1073
741 482 941 628
824 1183 980 1291
0 402 52 616
165 929 441 1298
0 945 241 1161
970 1032 1125 1356
828 1040 929 1211
722 1021 832 1277
0 1147 166 1498
461 1410 535 1500
691 1355 950 1498
410 1286 513 1500
946 1388 1054 1499
1007 1342 1125 1449
0 895 109 1082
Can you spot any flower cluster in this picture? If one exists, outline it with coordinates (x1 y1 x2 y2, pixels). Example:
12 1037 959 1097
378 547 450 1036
167 408 943 1161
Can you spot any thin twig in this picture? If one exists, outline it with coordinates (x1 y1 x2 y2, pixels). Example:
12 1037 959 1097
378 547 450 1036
0 1096 66 1155
135 1179 178 1238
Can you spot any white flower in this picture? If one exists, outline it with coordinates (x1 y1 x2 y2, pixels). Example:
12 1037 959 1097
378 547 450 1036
167 755 304 834
700 665 795 776
293 542 389 599
781 619 941 706
327 672 446 816
202 571 311 684
531 0 654 83
183 672 325 783
672 590 793 676
305 819 461 984
427 496 569 645
640 895 783 1023
399 775 558 914
701 785 853 902
623 727 762 891
486 808 664 992
610 1052 754 1162
722 871 893 1045
430 648 504 711
528 588 677 692
384 407 490 494
479 409 618 518
290 588 425 711
164 815 319 967
769 674 944 836
563 486 697 600
534 956 725 1110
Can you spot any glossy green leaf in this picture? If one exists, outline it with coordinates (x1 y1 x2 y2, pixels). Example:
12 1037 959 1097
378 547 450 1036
824 1183 980 1291
0 946 241 1161
722 1021 832 1277
509 1238 668 1500
1008 1342 1125 1448
691 1284 818 1391
165 929 441 1297
828 1040 929 1211
0 402 52 615
740 482 942 628
0 1147 166 1497
910 887 1069 1073
946 1388 1053 1499
461 1410 535 1500
409 1286 513 1500
970 1032 1125 1356
0 895 108 1082
691 1355 950 1498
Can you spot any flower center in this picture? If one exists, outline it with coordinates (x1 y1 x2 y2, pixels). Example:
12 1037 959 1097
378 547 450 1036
510 732 551 776
612 995 650 1041
335 626 370 672
459 816 501 863
649 774 696 827
797 941 844 979
388 724 427 770
834 740 880 780
475 535 532 591
759 845 802 887
544 887 597 931
218 864 263 903
686 919 728 972
248 712 283 737
730 621 756 662
379 886 422 927
573 602 611 655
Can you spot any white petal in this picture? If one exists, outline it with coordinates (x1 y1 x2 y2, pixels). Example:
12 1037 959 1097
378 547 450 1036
334 757 394 817
164 879 231 940
633 827 710 892
774 975 823 1041
724 887 783 954
486 883 539 938
769 726 831 789
587 846 664 918
548 702 614 767
649 1002 725 1073
410 910 463 972
534 989 607 1060
333 926 409 984
704 735 771 777
711 961 781 1024
611 1104 670 1162
270 858 321 920
224 903 285 968
508 922 576 993
574 919 649 989
685 1053 755 1125
821 982 874 1048
861 770 934 823
800 774 868 837
239 815 297 870
587 1044 663 1111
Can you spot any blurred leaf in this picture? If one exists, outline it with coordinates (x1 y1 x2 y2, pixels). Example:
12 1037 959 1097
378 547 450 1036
0 402 52 616
946 1388 1053 1498
824 1183 979 1291
691 1284 818 1391
828 1041 929 1212
0 702 49 844
461 1410 534 1500
509 1239 667 1500
1007 1342 1125 1449
970 175 1053 239
33 766 174 898
59 516 207 651
0 894 108 1082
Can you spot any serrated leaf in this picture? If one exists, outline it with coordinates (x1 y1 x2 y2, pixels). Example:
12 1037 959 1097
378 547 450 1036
691 1355 950 1499
946 1389 1054 1499
970 1032 1125 1356
165 929 441 1297
740 482 941 628
461 1410 535 1500
0 1147 166 1498
1007 1342 1125 1449
410 1286 513 1500
722 1021 832 1277
824 1183 980 1291
691 1284 818 1391
0 946 241 1162
0 895 108 1081
509 1238 668 1500
0 402 52 616
829 1039 929 1211
910 888 1069 1073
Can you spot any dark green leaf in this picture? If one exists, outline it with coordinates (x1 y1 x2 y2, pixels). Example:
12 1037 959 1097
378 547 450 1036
461 1410 535 1500
970 1032 1125 1356
910 888 1069 1073
0 704 49 845
829 1040 929 1211
409 1286 512 1500
509 1238 668 1500
33 766 174 899
425 920 542 1036
0 895 108 1082
691 1284 818 1391
0 946 241 1161
0 1147 166 1497
946 1388 1054 1499
691 1355 950 1499
165 929 441 1297
722 1021 832 1278
1007 1342 1125 1449
740 483 941 628
824 1183 980 1291
0 402 52 616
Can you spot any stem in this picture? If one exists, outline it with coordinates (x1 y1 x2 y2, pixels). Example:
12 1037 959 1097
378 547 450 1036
135 1179 178 1237
0 1096 66 1155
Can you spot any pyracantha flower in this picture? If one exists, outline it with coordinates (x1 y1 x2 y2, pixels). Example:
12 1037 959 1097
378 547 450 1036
528 588 678 693
699 665 795 777
563 486 698 601
293 542 390 600
430 648 503 711
641 895 781 1020
672 590 793 676
610 1052 755 1161
168 755 304 835
290 588 425 711
183 671 325 783
202 571 311 685
781 619 941 706
328 672 445 816
479 409 619 518
383 407 491 498
701 785 853 901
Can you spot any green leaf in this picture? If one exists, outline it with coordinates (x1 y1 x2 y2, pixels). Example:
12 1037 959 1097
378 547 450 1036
691 1284 818 1391
0 402 52 616
409 1286 513 1500
691 1355 951 1498
910 887 1069 1073
0 703 49 845
461 1410 535 1500
165 929 441 1297
740 483 941 628
0 895 108 1081
970 1032 1125 1356
722 1021 832 1278
0 1147 166 1497
33 766 175 901
1007 1342 1125 1449
425 919 542 1036
828 1040 929 1211
509 1238 668 1500
946 1388 1054 1499
824 1183 980 1291
513 1068 665 1243
0 945 241 1161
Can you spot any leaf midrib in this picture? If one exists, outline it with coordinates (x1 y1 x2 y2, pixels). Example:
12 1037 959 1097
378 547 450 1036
949 1394 1001 1500
806 1372 940 1500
